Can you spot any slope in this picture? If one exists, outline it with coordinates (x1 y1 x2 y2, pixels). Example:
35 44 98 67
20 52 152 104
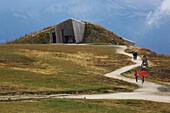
0 44 135 96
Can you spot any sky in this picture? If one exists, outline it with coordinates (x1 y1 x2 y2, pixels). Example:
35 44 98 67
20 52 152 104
0 0 170 54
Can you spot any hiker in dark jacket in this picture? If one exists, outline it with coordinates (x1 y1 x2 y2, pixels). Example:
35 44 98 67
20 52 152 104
133 51 138 60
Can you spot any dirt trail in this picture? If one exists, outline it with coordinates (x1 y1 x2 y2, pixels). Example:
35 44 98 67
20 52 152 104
57 46 170 103
0 45 169 103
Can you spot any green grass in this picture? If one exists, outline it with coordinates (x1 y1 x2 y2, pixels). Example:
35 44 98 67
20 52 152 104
0 99 169 113
0 44 136 95
7 26 52 44
83 22 125 45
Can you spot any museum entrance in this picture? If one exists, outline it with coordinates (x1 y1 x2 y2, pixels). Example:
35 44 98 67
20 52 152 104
64 36 75 43
62 29 75 43
52 32 56 43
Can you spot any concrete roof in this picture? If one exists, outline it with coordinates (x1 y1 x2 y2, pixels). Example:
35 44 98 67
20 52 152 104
122 38 135 43
56 18 85 26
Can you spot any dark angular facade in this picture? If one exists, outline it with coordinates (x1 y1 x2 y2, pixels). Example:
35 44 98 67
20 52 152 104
49 18 85 44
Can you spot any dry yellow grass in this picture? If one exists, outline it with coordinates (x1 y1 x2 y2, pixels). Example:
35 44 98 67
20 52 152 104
16 49 107 74
0 44 136 95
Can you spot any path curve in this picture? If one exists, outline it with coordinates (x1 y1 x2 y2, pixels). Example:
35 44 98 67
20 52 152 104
58 45 170 103
0 45 169 103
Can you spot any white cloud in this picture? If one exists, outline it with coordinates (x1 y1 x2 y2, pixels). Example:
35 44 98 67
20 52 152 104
127 12 148 18
107 0 125 10
107 0 161 10
145 0 170 27
107 0 161 19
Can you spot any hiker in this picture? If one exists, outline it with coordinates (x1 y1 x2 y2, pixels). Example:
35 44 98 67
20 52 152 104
133 51 138 60
141 62 147 70
134 70 138 82
141 55 148 69
140 69 145 84
142 55 148 65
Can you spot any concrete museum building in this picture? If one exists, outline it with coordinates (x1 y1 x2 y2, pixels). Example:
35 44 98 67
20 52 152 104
49 18 85 44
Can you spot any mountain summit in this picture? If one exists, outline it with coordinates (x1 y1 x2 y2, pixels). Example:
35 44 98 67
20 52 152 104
7 18 134 46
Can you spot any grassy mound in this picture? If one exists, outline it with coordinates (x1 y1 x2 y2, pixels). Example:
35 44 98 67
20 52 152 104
83 22 125 45
7 22 125 45
7 26 52 44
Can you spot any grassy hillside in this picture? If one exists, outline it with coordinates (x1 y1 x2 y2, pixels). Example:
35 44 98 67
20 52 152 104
0 99 170 113
125 46 170 86
0 44 135 95
7 26 52 44
7 22 125 45
83 22 125 45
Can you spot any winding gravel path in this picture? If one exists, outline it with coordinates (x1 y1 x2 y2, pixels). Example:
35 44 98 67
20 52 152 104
58 46 170 103
0 45 169 103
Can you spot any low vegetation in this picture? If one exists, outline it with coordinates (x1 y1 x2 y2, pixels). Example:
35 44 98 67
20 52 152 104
125 46 170 86
0 44 135 95
0 99 170 113
83 22 125 45
6 26 52 44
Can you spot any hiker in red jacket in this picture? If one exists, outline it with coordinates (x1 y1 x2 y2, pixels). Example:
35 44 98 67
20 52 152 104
134 70 138 82
140 69 145 84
